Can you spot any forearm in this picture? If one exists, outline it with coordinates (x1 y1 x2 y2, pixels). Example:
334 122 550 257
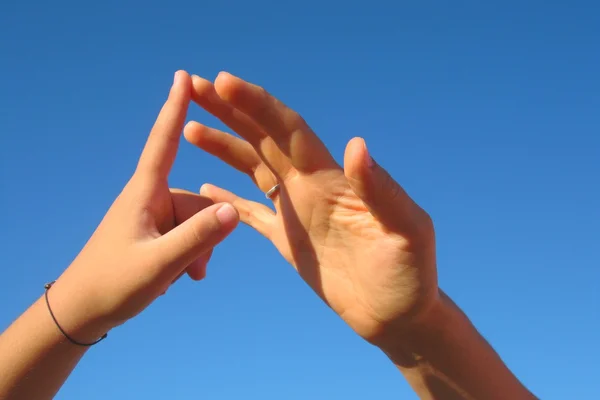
380 291 536 400
0 279 107 400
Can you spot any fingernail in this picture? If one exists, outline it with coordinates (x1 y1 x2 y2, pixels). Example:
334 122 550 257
216 204 238 225
173 71 181 85
364 140 375 168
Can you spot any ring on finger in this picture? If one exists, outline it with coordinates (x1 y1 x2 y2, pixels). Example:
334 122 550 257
265 183 280 199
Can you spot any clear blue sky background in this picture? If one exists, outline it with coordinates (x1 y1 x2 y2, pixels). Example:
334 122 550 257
1 1 599 399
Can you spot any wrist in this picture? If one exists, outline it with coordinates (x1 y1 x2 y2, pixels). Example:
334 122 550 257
375 290 460 366
44 276 112 345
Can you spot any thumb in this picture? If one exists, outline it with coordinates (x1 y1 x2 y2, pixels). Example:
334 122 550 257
154 203 239 273
343 137 430 234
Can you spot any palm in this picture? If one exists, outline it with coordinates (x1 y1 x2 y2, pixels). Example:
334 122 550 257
187 72 437 340
272 170 430 337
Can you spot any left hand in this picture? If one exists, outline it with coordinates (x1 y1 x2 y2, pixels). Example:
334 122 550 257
185 72 439 345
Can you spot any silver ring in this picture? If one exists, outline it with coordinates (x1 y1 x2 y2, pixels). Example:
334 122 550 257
265 183 280 199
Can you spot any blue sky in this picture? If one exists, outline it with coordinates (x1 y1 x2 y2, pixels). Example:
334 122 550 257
1 1 599 399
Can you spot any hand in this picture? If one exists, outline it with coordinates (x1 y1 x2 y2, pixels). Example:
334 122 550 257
49 71 239 341
185 72 438 345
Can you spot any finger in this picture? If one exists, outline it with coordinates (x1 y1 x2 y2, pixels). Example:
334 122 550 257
166 250 211 294
343 137 432 237
170 189 215 280
186 249 212 281
191 74 266 145
184 121 278 191
137 70 192 178
213 72 338 172
170 188 214 224
184 121 261 177
200 183 275 239
154 203 239 277
190 75 292 179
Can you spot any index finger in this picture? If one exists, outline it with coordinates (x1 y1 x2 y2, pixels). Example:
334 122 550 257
137 70 192 178
213 72 338 173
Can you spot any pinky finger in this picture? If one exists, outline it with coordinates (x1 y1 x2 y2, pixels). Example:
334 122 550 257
186 249 212 281
200 183 276 240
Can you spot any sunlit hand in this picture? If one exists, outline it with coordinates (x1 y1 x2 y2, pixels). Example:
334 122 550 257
185 72 438 344
49 71 239 341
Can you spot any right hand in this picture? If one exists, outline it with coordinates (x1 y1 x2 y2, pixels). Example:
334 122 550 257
47 71 239 341
185 72 440 345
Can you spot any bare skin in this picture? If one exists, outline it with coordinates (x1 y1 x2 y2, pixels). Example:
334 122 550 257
0 71 239 400
185 72 537 400
0 70 536 400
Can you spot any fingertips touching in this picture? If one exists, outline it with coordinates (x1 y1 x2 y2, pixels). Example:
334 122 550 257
200 184 275 239
152 202 239 280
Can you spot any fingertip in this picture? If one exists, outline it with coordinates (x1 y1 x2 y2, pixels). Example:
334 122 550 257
214 71 229 87
216 70 234 81
191 74 214 97
186 255 209 281
183 120 201 143
187 267 206 281
199 185 238 207
173 70 190 85
344 137 370 176
170 70 192 102
346 136 366 154
173 70 182 85
215 203 239 228
214 71 242 102
199 183 213 196
190 267 206 281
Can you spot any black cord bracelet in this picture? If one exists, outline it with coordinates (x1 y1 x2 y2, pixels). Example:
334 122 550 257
44 281 108 346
